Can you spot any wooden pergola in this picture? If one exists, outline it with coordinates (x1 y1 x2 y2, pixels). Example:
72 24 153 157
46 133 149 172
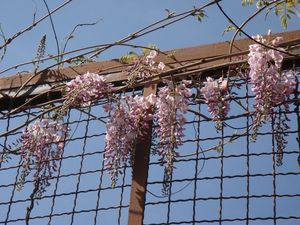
0 29 299 225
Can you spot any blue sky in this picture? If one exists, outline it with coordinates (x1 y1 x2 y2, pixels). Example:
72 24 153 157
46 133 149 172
0 1 299 225
0 0 299 76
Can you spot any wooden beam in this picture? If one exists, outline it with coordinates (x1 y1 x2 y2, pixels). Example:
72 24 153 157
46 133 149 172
127 84 157 225
1 29 300 90
0 29 299 111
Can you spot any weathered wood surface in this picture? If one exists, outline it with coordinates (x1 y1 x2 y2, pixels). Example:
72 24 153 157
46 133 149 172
0 29 299 110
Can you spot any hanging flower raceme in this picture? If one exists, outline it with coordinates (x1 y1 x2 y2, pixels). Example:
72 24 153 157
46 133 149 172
18 119 69 196
58 72 113 118
125 50 165 83
201 77 230 129
104 94 156 186
248 34 296 136
155 79 191 194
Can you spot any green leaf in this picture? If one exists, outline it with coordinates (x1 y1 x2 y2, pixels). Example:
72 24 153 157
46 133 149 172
141 43 158 55
167 51 177 60
280 14 288 29
287 8 296 15
242 0 254 6
264 8 271 20
222 24 237 36
119 51 138 64
193 9 207 22
66 55 92 66
287 0 300 7
48 54 58 63
215 141 223 153
275 7 284 15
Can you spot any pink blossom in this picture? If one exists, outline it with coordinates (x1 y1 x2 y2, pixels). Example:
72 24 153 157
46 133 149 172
248 35 296 119
18 119 69 193
146 50 158 66
155 79 191 193
201 77 230 128
155 80 191 157
104 94 156 186
158 62 166 71
271 37 283 46
65 72 113 107
126 50 165 80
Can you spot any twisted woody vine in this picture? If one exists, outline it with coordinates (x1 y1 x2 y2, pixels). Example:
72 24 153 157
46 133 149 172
6 32 297 197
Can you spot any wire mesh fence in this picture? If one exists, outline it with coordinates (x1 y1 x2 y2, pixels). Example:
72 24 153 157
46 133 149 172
0 38 300 225
0 101 133 225
143 73 300 225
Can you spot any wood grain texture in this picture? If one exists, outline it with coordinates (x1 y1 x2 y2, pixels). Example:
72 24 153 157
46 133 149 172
0 29 299 111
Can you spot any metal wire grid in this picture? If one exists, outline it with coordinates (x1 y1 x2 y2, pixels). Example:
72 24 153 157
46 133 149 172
143 74 300 225
0 100 132 225
0 72 299 225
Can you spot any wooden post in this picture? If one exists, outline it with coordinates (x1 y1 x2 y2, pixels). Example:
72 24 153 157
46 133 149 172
127 84 157 225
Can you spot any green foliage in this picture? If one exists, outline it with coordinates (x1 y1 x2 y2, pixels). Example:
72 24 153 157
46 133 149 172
222 24 237 36
119 44 159 64
141 43 159 55
67 55 93 66
167 51 177 61
214 130 238 153
215 141 223 153
165 9 176 18
274 0 300 29
242 0 300 29
242 0 255 6
242 0 269 7
280 13 288 29
48 54 59 63
192 8 207 22
119 51 138 64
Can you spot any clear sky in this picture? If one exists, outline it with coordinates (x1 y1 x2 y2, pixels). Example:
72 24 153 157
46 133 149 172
0 0 299 76
0 1 299 225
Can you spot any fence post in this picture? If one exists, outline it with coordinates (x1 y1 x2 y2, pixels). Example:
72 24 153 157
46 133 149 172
127 84 157 225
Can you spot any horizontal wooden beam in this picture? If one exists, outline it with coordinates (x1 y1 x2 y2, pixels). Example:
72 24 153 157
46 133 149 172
0 29 299 111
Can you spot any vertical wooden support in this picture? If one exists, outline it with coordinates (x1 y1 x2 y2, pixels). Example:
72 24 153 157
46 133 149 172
127 84 157 225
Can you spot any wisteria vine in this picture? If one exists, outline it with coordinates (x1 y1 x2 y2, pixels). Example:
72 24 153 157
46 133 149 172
56 72 113 119
18 119 69 197
201 77 230 129
65 72 113 107
248 33 296 140
155 79 191 194
103 94 156 186
10 34 298 195
125 50 165 86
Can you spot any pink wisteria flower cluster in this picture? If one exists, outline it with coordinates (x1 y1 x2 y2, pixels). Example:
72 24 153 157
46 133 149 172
126 50 165 82
103 79 191 189
201 77 230 129
146 50 166 71
155 80 191 193
18 119 69 195
248 34 296 133
65 72 113 107
104 94 156 186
